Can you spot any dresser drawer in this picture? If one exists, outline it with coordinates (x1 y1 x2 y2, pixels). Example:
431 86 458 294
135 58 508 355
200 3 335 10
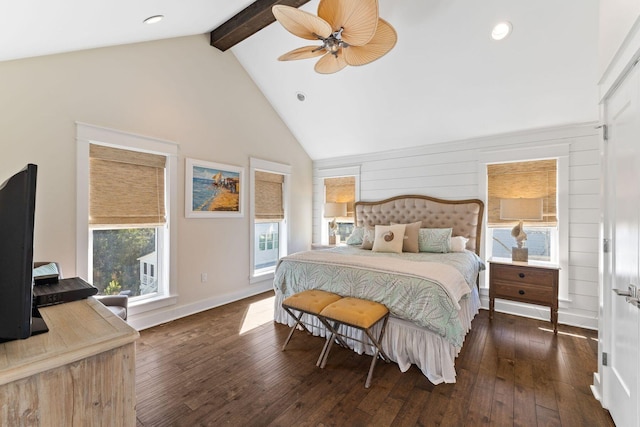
490 264 555 288
491 280 554 306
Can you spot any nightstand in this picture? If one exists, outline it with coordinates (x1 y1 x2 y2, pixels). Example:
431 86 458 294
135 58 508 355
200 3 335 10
489 259 560 333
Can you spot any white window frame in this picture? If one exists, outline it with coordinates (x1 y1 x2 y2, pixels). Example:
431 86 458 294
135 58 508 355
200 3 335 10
315 166 361 245
478 143 570 300
249 158 291 284
76 122 178 315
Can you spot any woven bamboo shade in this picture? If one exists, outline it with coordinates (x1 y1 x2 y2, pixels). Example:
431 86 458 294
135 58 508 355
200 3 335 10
255 171 284 220
487 159 557 227
325 176 356 216
89 144 166 226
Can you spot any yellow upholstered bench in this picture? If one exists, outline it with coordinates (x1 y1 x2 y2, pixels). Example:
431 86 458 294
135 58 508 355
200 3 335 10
317 297 390 388
281 289 343 351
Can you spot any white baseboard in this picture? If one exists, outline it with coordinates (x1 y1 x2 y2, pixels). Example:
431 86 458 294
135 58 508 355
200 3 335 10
479 294 598 331
591 372 603 404
127 281 273 331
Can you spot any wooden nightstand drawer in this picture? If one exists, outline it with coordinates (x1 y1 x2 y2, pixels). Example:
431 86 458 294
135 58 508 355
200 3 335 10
491 280 554 306
490 264 555 287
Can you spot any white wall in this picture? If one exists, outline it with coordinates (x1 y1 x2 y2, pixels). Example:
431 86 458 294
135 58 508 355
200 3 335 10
599 0 640 77
314 123 600 329
598 2 640 98
0 35 313 329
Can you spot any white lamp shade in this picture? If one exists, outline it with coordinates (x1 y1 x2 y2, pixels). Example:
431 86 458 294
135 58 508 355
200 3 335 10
324 202 347 218
499 198 543 221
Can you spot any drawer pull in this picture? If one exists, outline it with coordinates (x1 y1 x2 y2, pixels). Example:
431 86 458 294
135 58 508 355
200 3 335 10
518 290 525 295
518 273 525 278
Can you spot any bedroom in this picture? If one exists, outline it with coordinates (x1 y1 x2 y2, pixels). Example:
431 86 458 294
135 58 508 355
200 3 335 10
0 0 637 425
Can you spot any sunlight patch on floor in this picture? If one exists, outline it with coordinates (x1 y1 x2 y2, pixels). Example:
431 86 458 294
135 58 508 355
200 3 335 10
538 327 587 339
239 296 275 335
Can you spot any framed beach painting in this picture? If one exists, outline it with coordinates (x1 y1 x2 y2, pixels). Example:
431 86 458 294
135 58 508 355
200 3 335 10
185 158 244 218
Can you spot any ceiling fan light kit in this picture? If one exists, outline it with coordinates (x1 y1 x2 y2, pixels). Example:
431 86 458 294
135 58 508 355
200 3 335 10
272 0 397 74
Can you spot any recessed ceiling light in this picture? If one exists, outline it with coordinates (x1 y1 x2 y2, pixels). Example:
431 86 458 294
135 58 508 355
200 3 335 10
491 21 512 41
143 15 164 25
296 92 306 102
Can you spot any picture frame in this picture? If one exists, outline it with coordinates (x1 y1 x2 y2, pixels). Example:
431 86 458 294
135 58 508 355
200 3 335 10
185 158 244 218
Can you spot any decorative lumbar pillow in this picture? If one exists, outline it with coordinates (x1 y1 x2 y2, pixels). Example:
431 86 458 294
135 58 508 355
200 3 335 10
391 221 420 253
361 225 376 250
418 228 452 253
450 236 469 252
372 224 406 254
346 226 364 245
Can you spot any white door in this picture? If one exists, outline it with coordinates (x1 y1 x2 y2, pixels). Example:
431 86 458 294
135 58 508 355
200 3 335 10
604 61 640 427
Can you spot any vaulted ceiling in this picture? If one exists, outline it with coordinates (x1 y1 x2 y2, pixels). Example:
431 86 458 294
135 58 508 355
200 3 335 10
0 0 599 160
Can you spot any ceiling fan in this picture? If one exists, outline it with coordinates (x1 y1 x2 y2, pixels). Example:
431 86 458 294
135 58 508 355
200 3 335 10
272 0 397 74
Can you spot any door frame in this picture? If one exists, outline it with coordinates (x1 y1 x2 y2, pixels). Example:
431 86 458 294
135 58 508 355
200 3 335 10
597 61 640 427
594 19 640 421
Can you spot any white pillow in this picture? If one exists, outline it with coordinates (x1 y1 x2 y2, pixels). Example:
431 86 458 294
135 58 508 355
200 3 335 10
450 236 469 252
372 224 406 254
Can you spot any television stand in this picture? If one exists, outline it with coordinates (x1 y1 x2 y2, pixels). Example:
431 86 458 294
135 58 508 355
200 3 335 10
0 297 139 424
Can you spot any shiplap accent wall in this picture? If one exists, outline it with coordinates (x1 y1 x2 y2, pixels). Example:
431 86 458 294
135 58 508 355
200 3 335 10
313 123 601 329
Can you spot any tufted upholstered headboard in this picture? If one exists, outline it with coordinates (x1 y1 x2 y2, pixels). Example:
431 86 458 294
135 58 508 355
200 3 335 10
354 195 485 256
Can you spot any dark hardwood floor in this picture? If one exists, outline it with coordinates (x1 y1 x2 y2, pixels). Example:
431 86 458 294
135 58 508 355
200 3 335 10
135 291 614 426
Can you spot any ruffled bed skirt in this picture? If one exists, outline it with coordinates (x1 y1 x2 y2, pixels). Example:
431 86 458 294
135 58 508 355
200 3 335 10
273 287 480 384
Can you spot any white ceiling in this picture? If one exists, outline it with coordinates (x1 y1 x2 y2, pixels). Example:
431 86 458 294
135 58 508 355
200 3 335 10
1 0 600 161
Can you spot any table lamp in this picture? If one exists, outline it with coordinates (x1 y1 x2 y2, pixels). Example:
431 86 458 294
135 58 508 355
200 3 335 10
324 202 347 244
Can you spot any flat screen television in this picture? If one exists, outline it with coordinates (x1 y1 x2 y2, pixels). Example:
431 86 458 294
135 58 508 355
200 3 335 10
0 164 48 343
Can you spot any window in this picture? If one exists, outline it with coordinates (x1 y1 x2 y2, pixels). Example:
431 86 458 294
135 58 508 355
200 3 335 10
76 123 178 313
250 158 291 282
314 166 360 245
487 160 558 263
323 176 356 244
479 144 569 298
88 144 166 300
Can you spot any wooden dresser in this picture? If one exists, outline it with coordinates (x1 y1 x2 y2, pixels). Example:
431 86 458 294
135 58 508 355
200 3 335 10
489 259 560 333
0 297 139 426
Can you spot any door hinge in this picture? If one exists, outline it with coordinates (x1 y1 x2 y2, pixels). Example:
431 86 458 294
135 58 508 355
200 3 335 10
602 352 608 366
596 124 608 142
603 238 610 253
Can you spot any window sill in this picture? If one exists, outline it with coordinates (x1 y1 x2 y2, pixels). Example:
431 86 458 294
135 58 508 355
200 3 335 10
250 271 274 285
128 294 178 316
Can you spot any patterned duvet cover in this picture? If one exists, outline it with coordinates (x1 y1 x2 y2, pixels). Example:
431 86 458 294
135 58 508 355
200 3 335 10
273 246 484 348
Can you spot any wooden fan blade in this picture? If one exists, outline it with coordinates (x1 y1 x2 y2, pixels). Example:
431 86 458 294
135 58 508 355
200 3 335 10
278 46 326 61
314 51 347 74
272 5 332 40
343 18 397 66
317 0 378 46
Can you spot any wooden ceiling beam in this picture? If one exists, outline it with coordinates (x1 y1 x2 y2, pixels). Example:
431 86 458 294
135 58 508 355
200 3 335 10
210 0 311 52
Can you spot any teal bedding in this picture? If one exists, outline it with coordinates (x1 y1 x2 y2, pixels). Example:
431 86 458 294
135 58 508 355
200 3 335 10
273 246 484 347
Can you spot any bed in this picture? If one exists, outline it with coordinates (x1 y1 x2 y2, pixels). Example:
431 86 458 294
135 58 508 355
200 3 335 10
273 195 484 384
